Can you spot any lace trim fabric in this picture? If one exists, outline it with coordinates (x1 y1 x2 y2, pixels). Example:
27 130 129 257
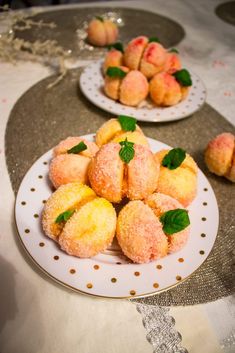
136 303 188 353
221 332 235 350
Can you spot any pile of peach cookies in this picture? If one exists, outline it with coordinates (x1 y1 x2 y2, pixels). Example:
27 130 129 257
102 37 192 107
42 116 200 264
86 17 192 107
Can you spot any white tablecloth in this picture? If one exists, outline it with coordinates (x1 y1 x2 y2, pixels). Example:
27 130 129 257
0 1 234 352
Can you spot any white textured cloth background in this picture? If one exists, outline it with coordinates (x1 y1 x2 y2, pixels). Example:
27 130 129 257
0 62 152 353
0 1 234 353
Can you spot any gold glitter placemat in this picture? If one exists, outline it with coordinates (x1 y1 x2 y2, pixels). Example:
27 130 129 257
5 69 235 306
15 7 185 59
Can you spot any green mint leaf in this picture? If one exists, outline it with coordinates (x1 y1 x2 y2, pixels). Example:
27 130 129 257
119 138 134 148
119 138 135 163
106 67 127 78
149 36 160 43
160 209 190 235
67 141 87 154
173 69 192 86
95 16 104 22
169 48 179 54
107 42 124 53
118 115 137 132
55 210 75 223
162 148 186 170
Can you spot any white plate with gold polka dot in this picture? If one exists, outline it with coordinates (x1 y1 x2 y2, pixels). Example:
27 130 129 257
15 135 218 299
80 60 206 122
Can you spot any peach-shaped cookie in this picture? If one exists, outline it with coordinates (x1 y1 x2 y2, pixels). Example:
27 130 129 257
104 66 129 100
144 193 190 253
164 52 181 74
42 183 96 241
127 143 159 200
155 149 198 207
95 117 148 147
117 200 168 263
89 142 159 203
149 72 182 106
119 70 149 106
49 137 99 188
87 18 118 47
104 20 119 45
59 197 116 258
124 36 148 70
53 136 98 158
111 131 149 146
205 132 235 182
49 154 91 189
89 143 123 203
140 42 167 78
227 154 235 182
103 49 123 74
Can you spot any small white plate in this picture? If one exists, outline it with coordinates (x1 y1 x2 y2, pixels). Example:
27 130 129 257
15 135 218 299
80 60 206 122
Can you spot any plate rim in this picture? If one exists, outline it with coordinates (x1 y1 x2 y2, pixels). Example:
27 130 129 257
14 135 219 300
79 60 207 123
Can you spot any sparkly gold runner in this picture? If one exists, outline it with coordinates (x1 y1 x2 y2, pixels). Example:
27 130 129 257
6 69 235 305
15 7 185 59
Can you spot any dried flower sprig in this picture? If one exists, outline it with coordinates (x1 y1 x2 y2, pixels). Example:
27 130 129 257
0 6 70 88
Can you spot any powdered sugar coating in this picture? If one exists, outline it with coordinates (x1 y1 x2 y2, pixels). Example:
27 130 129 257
164 52 181 74
53 136 98 158
87 19 107 47
124 36 148 70
226 152 235 182
104 66 129 101
42 183 95 241
150 72 182 106
59 197 116 258
103 20 118 45
87 19 118 47
49 154 91 189
155 149 198 206
103 49 123 74
96 118 123 146
96 118 147 147
117 200 168 263
145 192 190 253
89 143 124 203
112 130 149 146
128 144 159 200
140 42 167 79
205 132 235 180
89 142 159 202
119 70 149 106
